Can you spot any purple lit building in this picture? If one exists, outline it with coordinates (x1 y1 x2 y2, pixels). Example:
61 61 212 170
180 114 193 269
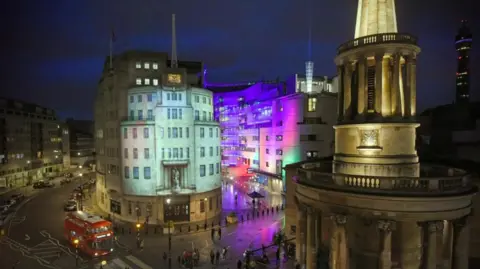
213 74 338 193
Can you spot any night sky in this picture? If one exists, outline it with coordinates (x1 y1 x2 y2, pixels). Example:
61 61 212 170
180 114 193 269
2 0 477 120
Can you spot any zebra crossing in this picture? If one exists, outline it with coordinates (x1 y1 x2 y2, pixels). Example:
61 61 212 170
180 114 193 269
30 240 62 261
93 255 153 269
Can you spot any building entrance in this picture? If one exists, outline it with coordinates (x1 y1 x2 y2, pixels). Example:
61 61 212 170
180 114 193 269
164 195 190 222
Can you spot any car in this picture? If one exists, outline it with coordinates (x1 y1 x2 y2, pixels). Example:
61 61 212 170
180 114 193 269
60 178 72 185
33 181 54 189
64 200 77 211
0 204 11 214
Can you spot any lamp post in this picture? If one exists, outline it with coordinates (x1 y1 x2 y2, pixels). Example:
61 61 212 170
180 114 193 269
204 197 208 226
166 198 172 269
73 239 79 267
99 260 106 269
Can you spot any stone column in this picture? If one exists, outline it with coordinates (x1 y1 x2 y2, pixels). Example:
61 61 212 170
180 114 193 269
442 220 454 268
331 214 348 269
337 65 344 122
378 220 395 269
381 56 392 117
391 53 402 117
374 53 383 114
404 55 413 118
356 57 366 118
296 208 307 264
306 208 317 269
453 216 471 269
410 56 417 116
343 63 353 120
425 221 443 269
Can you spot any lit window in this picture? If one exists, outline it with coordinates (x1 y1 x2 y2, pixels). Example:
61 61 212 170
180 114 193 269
136 78 142 85
133 167 139 179
152 63 158 69
308 97 317 112
144 167 151 179
144 62 150 69
153 79 158 86
135 62 141 69
147 94 153 102
144 78 150 85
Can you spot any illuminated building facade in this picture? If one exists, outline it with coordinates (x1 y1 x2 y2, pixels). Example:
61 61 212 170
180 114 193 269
214 74 337 193
455 20 472 104
286 1 477 269
95 50 222 224
0 98 66 188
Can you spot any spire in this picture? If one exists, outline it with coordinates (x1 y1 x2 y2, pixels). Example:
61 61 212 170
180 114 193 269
354 0 398 39
171 14 178 68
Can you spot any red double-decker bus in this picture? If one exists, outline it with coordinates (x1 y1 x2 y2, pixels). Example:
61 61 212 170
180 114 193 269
64 211 114 257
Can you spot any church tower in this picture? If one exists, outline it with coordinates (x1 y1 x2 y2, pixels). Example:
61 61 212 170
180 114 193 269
334 0 420 179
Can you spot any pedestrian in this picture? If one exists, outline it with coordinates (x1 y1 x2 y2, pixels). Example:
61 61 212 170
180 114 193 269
163 252 167 263
215 250 220 264
211 227 215 240
210 249 215 265
275 248 280 264
295 260 301 269
139 239 144 251
177 255 181 265
218 228 222 240
237 259 242 269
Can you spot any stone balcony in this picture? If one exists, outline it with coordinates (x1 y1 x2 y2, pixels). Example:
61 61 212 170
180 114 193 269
294 161 476 197
337 32 418 55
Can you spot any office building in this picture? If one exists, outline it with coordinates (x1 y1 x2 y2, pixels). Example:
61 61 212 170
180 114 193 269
0 98 66 188
456 20 472 104
95 16 221 224
285 1 477 269
214 74 337 193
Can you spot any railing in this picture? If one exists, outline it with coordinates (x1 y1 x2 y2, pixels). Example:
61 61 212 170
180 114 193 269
121 116 155 121
337 33 418 55
296 163 474 197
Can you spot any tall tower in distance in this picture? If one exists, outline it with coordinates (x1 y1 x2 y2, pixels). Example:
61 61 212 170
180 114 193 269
305 0 314 93
290 1 477 269
455 20 472 104
171 14 178 68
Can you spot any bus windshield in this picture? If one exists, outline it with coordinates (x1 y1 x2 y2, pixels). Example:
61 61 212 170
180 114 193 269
90 237 114 250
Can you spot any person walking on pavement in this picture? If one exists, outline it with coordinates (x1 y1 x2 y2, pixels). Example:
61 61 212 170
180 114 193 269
237 259 242 269
139 238 144 251
275 248 280 265
163 252 167 263
218 227 222 240
211 227 215 240
215 249 220 265
210 249 215 265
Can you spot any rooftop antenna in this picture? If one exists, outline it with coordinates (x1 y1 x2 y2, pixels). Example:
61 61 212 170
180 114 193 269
305 0 314 93
171 14 178 68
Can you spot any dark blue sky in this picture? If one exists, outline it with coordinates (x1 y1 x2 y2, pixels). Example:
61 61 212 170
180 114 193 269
2 0 477 120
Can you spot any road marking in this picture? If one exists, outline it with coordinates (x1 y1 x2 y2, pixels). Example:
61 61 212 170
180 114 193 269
125 255 154 269
25 234 30 241
111 258 130 268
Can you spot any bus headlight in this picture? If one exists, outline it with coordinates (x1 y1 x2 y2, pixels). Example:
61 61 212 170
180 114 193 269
95 252 98 256
110 248 114 252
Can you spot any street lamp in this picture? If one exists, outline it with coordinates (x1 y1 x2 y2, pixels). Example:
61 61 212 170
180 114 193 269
204 197 208 226
166 198 172 269
73 239 79 266
100 260 106 269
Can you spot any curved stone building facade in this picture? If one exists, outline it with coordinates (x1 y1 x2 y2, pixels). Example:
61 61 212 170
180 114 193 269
285 1 478 269
94 51 222 225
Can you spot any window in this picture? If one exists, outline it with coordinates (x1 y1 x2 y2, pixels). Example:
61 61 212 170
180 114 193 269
144 78 150 85
124 166 130 178
124 148 128 158
186 127 189 138
209 164 214 175
203 97 207 104
306 151 318 159
173 148 178 158
180 148 183 158
216 146 219 156
137 95 142 102
147 109 153 120
200 165 206 177
308 97 317 112
195 110 199 120
152 63 158 69
123 128 128 139
133 128 137 138
179 127 183 138
200 147 205 157
195 95 200 103
208 98 211 105
136 78 142 85
266 148 270 154
209 147 213 157
200 199 205 213
276 149 283 155
161 148 165 159
168 148 172 158
209 112 212 121
129 96 134 103
136 62 141 69
167 127 171 138
216 128 219 137
144 148 150 159
200 128 204 138
300 134 317 141
133 167 139 179
276 135 283 141
266 162 269 167
266 135 269 141
130 110 134 120
153 79 158 86
178 93 182 101
143 128 149 138
138 110 143 120
216 163 219 174
172 109 178 119
133 148 138 159
167 93 171 100
202 111 206 121
144 167 151 179
144 62 150 69
173 127 178 138
167 109 171 119
186 147 190 158
147 94 153 102
209 128 213 138
179 109 182 119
